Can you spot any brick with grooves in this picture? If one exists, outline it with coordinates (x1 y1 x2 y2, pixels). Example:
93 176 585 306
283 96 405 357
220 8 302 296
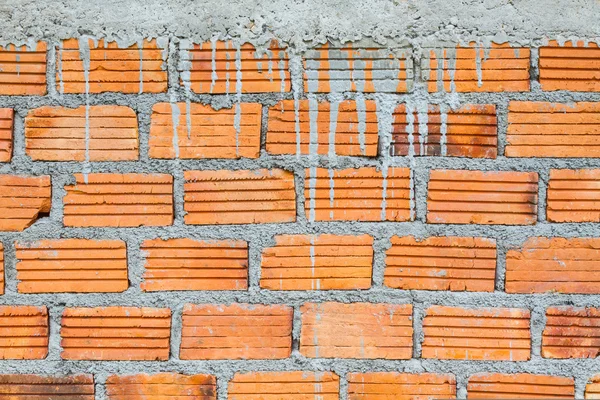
0 244 3 295
539 40 600 91
106 373 216 400
0 306 48 359
0 108 13 162
542 306 600 359
347 372 457 399
547 169 600 222
0 375 94 399
0 42 47 95
467 373 575 399
0 175 51 231
587 376 600 399
228 371 340 400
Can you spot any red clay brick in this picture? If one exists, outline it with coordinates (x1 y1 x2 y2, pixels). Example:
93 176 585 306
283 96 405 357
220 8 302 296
305 167 412 222
0 374 94 399
266 99 379 156
260 234 373 290
300 302 413 359
586 375 600 398
228 371 339 400
543 306 600 359
392 104 497 158
63 173 173 227
106 373 216 400
0 306 48 359
422 305 531 360
141 238 248 291
149 102 261 159
468 373 574 399
182 40 290 94
184 169 296 225
60 307 171 361
505 237 600 294
0 244 3 295
424 43 530 92
384 236 497 292
0 175 51 231
0 109 13 162
347 372 456 399
15 239 128 293
427 170 538 225
0 42 47 95
540 40 600 91
547 169 600 222
180 303 292 360
25 105 138 161
56 38 167 93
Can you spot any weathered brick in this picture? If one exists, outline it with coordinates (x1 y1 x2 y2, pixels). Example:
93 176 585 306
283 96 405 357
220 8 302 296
427 170 538 225
0 42 47 95
0 306 48 359
0 175 51 231
0 374 94 399
542 306 600 359
0 108 13 162
468 373 574 399
586 375 600 398
391 104 497 158
540 40 600 91
305 167 412 222
56 38 168 93
422 305 531 360
423 43 530 92
547 169 600 222
228 371 339 400
141 238 248 291
15 239 128 293
266 99 378 157
25 105 138 161
60 307 171 360
63 173 173 227
384 236 496 292
347 372 456 399
149 102 262 159
300 302 413 359
260 234 373 290
505 237 600 294
182 40 290 94
106 373 216 400
184 169 296 225
180 303 292 360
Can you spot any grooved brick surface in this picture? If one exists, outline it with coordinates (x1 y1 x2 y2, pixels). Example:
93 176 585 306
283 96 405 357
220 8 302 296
422 306 531 360
347 372 457 399
586 376 600 399
0 42 47 95
106 373 216 400
427 170 538 225
141 238 248 291
182 40 290 94
391 104 497 158
547 169 600 222
505 237 600 294
542 306 600 359
180 303 292 359
228 371 340 400
299 302 413 359
63 173 173 227
0 244 3 295
540 40 600 91
467 373 575 399
0 108 13 162
56 38 168 93
0 306 48 360
60 307 171 360
384 236 497 292
149 102 262 159
25 105 139 161
0 175 51 231
184 169 296 225
0 374 94 399
266 99 379 157
15 239 128 293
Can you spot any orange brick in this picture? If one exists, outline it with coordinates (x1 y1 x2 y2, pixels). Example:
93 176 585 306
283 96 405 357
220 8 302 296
468 373 574 399
547 169 600 222
422 306 531 360
542 307 600 359
60 307 171 361
347 372 456 399
391 104 497 158
0 374 94 399
0 306 48 359
384 236 496 292
506 237 600 294
63 173 173 227
228 371 339 400
56 38 167 93
266 99 379 157
0 42 47 95
183 40 290 94
0 175 51 231
540 40 600 91
586 375 600 398
260 234 373 290
0 244 3 295
305 167 412 222
300 302 413 359
424 43 530 92
0 109 13 162
304 42 413 93
149 102 261 159
141 238 248 291
106 373 215 400
180 303 292 360
15 239 128 293
427 170 538 225
25 105 138 161
184 169 296 225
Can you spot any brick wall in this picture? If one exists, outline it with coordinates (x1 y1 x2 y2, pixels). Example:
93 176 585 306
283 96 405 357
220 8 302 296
0 35 599 399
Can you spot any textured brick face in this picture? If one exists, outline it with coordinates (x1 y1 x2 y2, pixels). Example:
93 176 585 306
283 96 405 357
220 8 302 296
0 108 13 162
0 306 48 359
0 175 51 231
106 373 216 400
539 40 600 91
587 376 600 399
347 373 457 399
542 307 600 359
228 371 340 400
547 169 600 222
0 42 47 95
467 373 574 399
0 374 94 399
